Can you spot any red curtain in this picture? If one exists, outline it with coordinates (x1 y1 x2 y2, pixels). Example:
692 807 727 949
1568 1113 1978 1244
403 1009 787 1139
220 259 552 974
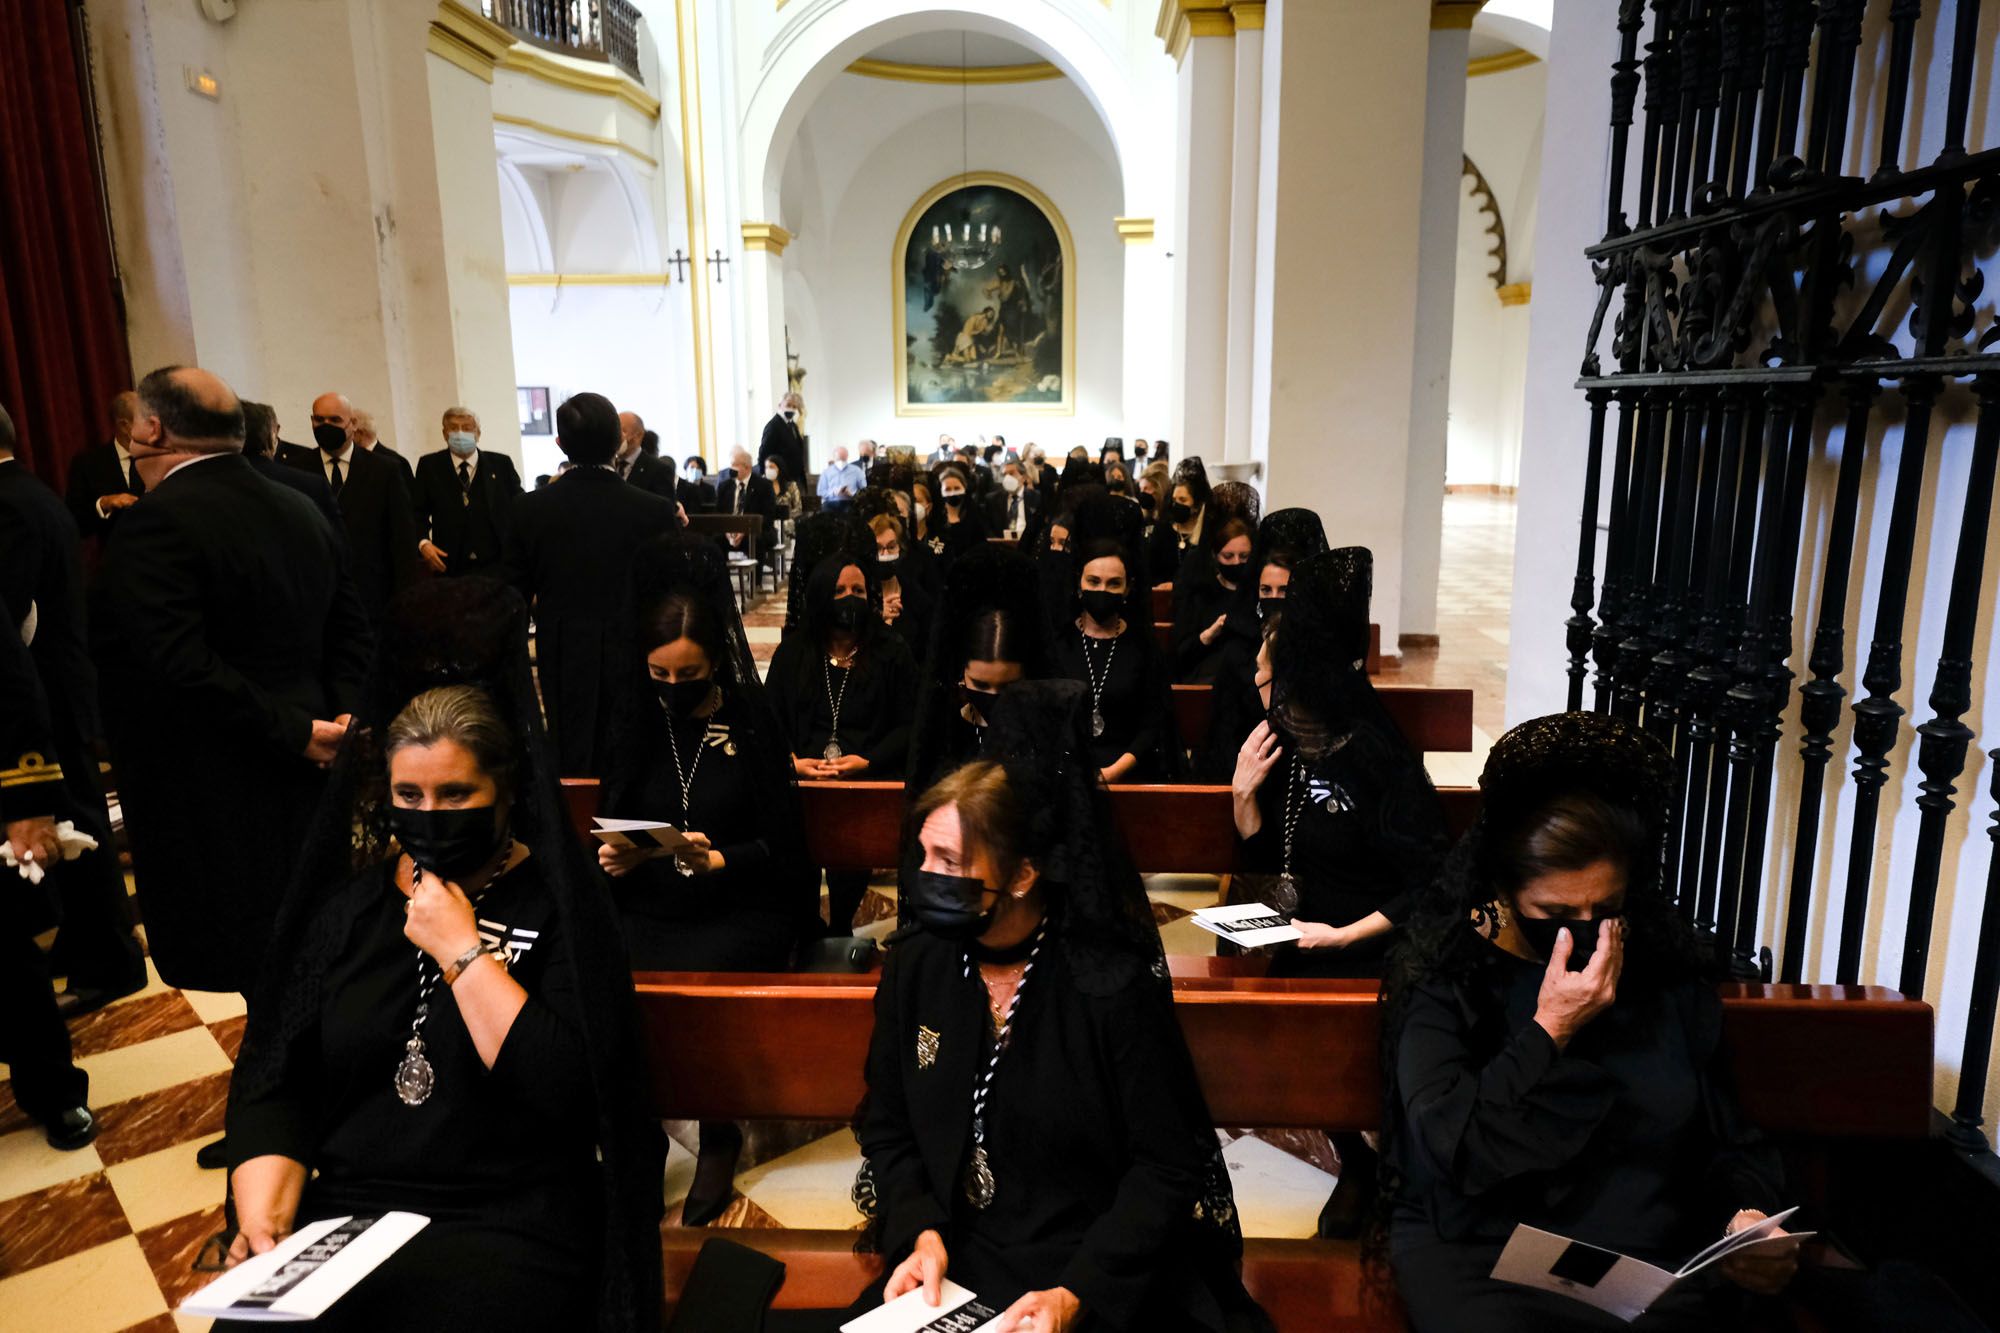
0 0 132 493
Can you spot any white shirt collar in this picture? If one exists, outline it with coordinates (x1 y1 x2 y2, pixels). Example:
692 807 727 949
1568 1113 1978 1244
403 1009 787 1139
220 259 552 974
162 452 233 483
323 443 354 466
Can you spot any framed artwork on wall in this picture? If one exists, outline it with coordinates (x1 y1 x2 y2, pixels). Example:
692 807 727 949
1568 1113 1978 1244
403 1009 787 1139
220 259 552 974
894 173 1074 416
518 386 552 436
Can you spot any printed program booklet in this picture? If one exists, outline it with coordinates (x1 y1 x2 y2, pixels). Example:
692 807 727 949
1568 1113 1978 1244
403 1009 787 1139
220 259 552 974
178 1213 430 1322
1490 1206 1810 1322
1191 902 1304 948
840 1280 1005 1333
590 817 695 853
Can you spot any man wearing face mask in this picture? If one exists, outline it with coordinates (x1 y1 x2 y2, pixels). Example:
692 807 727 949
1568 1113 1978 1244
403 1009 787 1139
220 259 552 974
412 407 521 577
980 457 1039 541
614 411 678 502
816 443 865 513
279 392 420 623
757 391 808 496
92 367 373 1169
713 446 778 563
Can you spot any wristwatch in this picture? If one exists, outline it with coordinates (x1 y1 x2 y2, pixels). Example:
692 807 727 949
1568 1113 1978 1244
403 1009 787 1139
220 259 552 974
442 942 504 986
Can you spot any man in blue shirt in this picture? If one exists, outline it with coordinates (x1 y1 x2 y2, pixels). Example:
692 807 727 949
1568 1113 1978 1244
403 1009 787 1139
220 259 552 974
816 442 865 512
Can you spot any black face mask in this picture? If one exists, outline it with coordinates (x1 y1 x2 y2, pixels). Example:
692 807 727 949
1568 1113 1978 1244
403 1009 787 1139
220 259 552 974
1165 501 1192 526
876 555 900 579
1216 561 1245 589
1515 913 1620 971
960 684 1000 725
654 676 713 720
1139 492 1156 513
1078 589 1124 626
906 869 997 941
1259 596 1282 620
943 491 965 508
390 804 506 882
312 423 347 453
828 595 867 633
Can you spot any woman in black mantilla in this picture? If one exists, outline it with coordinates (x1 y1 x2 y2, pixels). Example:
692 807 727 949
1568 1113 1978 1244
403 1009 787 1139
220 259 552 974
1146 457 1210 587
222 578 661 1332
767 551 918 933
1049 536 1175 783
1380 712 1798 1332
904 543 1048 791
1199 511 1330 780
932 462 991 568
597 534 815 1223
839 681 1272 1333
1170 512 1256 684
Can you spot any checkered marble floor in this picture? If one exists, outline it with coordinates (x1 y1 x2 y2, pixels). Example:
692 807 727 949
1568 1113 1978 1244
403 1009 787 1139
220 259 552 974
0 498 1513 1329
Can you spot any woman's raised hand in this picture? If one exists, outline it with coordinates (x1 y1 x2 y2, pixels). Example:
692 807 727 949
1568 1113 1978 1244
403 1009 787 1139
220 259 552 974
1531 919 1622 1051
1232 721 1284 839
883 1229 949 1305
403 867 480 964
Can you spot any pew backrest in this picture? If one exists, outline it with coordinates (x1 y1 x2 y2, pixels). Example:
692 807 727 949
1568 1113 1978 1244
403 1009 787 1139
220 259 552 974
1167 683 1474 755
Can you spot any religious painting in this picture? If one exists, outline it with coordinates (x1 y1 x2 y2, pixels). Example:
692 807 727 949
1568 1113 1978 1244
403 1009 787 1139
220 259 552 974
895 174 1074 415
517 386 552 436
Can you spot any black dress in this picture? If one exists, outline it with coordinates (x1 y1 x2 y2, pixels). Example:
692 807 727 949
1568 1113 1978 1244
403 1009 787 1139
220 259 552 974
1237 727 1446 978
1388 929 1785 1332
1169 565 1253 685
223 858 597 1330
604 693 805 971
849 932 1267 1332
1049 619 1172 780
766 633 917 776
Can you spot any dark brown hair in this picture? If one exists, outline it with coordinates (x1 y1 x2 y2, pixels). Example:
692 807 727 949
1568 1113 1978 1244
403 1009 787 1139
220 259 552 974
1487 790 1651 897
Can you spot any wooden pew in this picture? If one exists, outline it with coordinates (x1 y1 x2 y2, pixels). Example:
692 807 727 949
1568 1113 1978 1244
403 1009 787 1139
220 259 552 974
1168 683 1474 755
559 777 1484 872
639 974 1934 1328
1153 620 1384 673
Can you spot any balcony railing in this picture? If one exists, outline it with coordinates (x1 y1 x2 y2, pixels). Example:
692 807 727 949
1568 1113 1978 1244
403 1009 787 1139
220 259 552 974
482 0 642 86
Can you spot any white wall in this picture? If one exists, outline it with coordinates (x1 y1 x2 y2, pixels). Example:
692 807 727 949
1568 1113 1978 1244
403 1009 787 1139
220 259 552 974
1513 0 2000 1123
775 73 1126 466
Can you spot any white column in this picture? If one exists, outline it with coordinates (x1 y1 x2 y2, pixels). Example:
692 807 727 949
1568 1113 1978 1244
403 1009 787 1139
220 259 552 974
1250 0 1431 648
1165 11 1234 457
1223 4 1264 465
1118 219 1170 438
739 223 791 453
1399 12 1477 639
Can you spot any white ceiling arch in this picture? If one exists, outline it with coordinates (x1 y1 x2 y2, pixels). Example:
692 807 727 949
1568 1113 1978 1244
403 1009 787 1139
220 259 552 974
492 123 666 272
740 0 1153 225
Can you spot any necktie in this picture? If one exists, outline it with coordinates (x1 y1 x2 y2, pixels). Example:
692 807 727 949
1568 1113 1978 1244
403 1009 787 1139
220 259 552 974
329 459 344 496
1009 495 1020 531
126 458 145 497
732 482 743 514
458 461 472 504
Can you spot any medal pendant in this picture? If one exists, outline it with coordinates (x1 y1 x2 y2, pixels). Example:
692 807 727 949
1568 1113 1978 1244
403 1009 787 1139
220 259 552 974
966 1144 996 1209
1090 708 1105 738
823 741 843 762
394 1038 435 1106
1272 874 1300 915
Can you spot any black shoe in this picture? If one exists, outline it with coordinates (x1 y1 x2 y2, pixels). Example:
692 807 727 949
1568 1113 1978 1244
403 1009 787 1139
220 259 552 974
44 1106 99 1152
681 1126 742 1227
1318 1131 1379 1240
195 1137 231 1170
56 975 147 1020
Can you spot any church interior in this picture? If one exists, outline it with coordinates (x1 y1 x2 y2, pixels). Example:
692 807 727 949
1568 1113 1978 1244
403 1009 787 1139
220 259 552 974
2 0 2000 1329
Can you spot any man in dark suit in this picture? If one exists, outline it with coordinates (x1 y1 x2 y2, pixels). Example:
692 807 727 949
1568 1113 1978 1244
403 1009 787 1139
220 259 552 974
713 446 777 564
414 405 522 577
756 391 807 494
92 366 372 1016
65 390 145 543
1 601 99 1149
279 391 420 621
981 456 1041 542
352 408 414 493
615 411 680 502
242 399 343 533
500 392 680 776
0 410 146 1011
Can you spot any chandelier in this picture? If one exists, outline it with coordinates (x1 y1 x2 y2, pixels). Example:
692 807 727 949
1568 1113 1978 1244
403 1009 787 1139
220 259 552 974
934 33 997 272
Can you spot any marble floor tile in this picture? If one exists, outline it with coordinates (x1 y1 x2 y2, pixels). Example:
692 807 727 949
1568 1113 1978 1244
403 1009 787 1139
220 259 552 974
0 1125 104 1204
1157 914 1218 957
175 991 243 1028
204 1019 245 1064
1220 1130 1337 1240
75 1030 229 1112
92 1072 230 1168
103 1134 226 1235
660 1131 698 1211
0 1236 167 1333
734 1130 867 1230
0 1173 130 1278
67 994 204 1062
134 1203 226 1311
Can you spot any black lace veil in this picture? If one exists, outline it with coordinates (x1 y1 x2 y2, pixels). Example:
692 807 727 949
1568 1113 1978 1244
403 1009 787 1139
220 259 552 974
227 577 662 1332
904 542 1047 788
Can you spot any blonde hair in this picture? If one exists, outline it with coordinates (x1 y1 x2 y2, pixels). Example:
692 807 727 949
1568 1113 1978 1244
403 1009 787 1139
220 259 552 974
868 513 907 546
385 685 517 796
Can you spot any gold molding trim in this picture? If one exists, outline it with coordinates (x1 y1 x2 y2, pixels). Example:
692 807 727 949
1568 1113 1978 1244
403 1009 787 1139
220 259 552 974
509 273 673 286
846 58 1064 85
1498 281 1532 307
1230 2 1266 31
1156 0 1234 66
496 45 661 120
1114 216 1155 243
492 113 659 169
428 0 514 83
673 0 715 458
1469 49 1540 76
892 172 1076 418
741 222 793 255
1431 0 1489 29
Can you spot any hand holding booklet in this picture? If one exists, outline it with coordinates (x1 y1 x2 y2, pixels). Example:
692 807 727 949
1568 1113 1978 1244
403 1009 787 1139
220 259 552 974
591 816 695 853
178 1213 429 1322
1489 1206 1810 1322
1190 903 1304 948
840 1280 1005 1332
